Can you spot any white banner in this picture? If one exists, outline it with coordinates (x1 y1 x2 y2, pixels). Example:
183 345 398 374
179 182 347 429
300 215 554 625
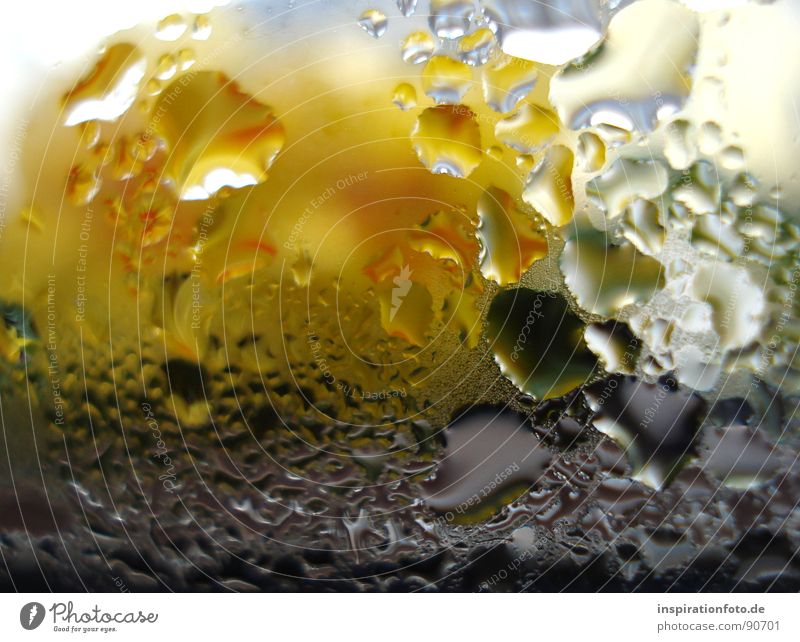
1 593 798 640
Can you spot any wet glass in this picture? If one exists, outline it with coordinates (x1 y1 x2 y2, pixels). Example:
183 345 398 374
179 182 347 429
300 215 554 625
1 0 799 593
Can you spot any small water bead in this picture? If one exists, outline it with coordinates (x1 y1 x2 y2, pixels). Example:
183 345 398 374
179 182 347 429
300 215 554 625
486 145 504 160
728 172 758 207
515 154 534 172
621 199 665 257
392 83 417 110
156 14 187 41
671 160 720 216
457 27 496 66
177 48 196 71
494 102 559 153
576 131 606 172
67 164 102 205
423 406 552 516
690 262 765 351
411 105 483 178
698 121 723 155
144 78 162 97
108 135 145 181
663 118 695 170
80 121 102 150
151 71 285 200
429 0 476 39
584 321 640 376
192 14 212 40
719 145 744 170
422 56 473 104
62 43 147 126
476 185 547 285
400 31 436 64
358 9 388 39
586 158 668 219
481 56 538 113
522 145 574 227
396 0 418 17
155 54 178 81
560 216 665 317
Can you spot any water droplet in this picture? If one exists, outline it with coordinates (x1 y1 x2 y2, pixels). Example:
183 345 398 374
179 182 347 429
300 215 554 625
144 78 162 96
576 131 606 172
423 406 552 516
358 9 388 39
429 0 475 39
476 186 547 285
586 375 706 490
719 145 744 170
422 56 473 104
486 145 504 159
698 121 723 155
291 249 313 287
663 118 695 170
67 164 102 205
457 27 496 66
400 31 436 64
396 0 418 17
152 71 285 200
392 82 417 110
550 1 699 132
671 160 720 215
487 288 598 400
485 0 610 66
156 14 187 41
700 424 785 490
691 263 764 351
515 153 534 172
192 14 212 40
586 158 668 219
621 199 665 257
522 145 574 227
155 53 178 81
62 43 147 126
108 135 144 181
691 213 743 261
584 321 640 375
177 48 196 71
411 105 483 177
481 56 537 113
494 102 559 153
729 172 758 207
560 216 664 317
